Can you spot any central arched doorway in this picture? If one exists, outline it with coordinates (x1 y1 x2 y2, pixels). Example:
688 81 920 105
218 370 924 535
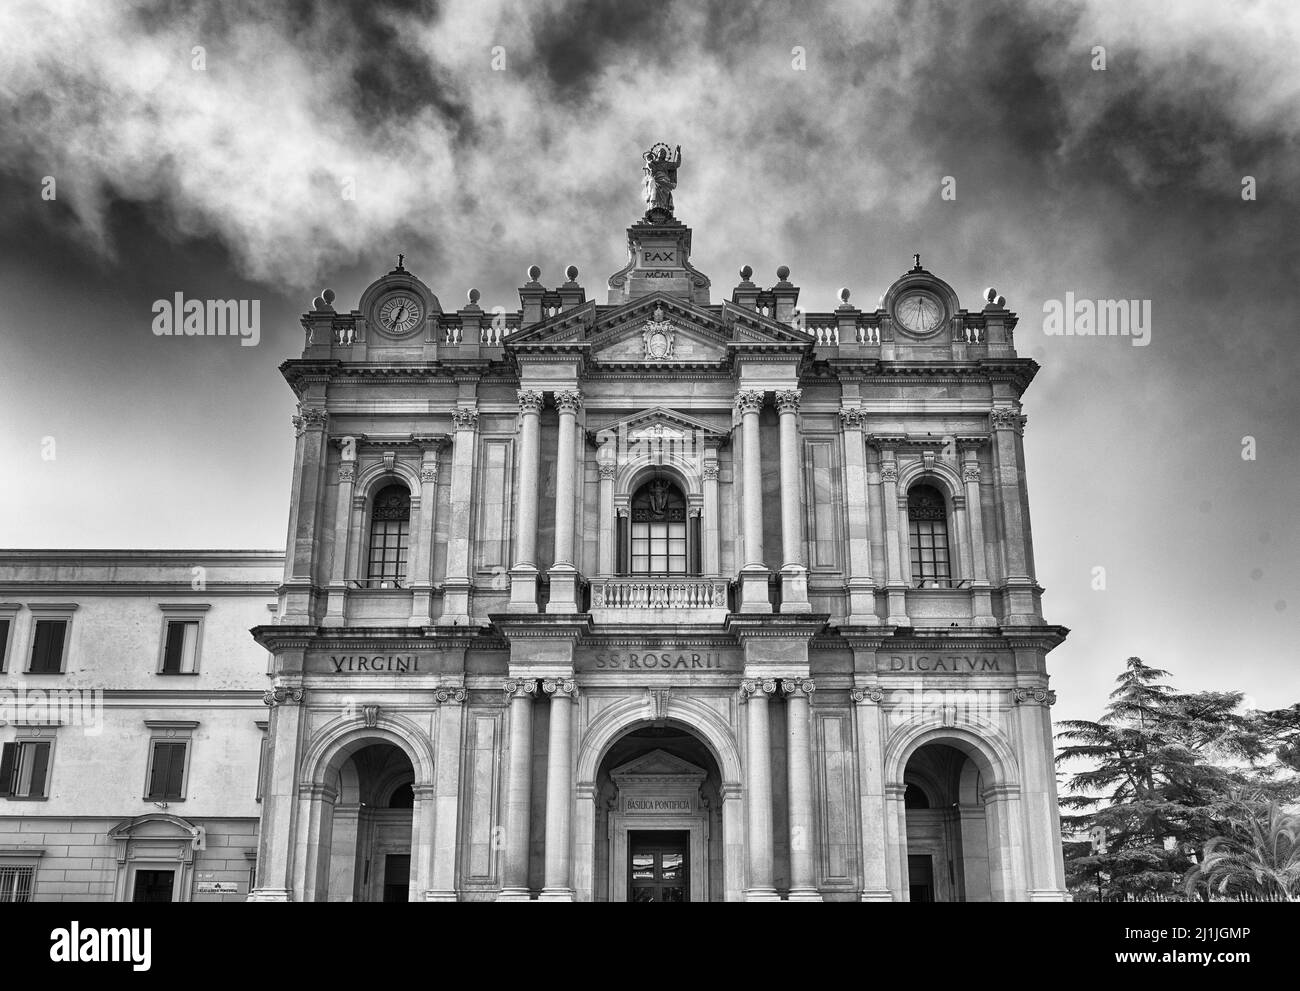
322 742 415 902
902 742 992 902
593 725 724 902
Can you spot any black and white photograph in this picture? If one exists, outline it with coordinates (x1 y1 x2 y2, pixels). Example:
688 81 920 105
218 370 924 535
0 0 1295 973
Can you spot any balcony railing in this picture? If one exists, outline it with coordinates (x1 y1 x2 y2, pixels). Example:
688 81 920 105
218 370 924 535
588 578 731 623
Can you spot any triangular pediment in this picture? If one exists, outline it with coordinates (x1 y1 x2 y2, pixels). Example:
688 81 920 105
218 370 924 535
587 293 730 366
587 406 731 446
610 748 708 782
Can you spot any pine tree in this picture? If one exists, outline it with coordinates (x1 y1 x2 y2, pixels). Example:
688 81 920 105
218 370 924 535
1055 657 1299 900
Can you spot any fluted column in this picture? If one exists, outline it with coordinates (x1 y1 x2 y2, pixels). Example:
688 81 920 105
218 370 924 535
878 450 909 626
409 444 442 626
540 678 577 900
741 677 778 900
498 678 537 900
547 390 582 613
702 456 720 575
961 452 996 626
439 408 477 624
782 677 821 899
282 407 328 622
426 685 467 900
990 407 1039 624
839 409 877 623
323 443 356 626
735 389 771 613
508 391 544 612
775 389 811 612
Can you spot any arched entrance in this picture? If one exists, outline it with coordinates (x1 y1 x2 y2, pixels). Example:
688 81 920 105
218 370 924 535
318 742 415 902
902 743 992 902
593 725 723 902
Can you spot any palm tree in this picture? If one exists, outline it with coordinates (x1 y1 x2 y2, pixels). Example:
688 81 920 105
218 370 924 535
1184 799 1300 900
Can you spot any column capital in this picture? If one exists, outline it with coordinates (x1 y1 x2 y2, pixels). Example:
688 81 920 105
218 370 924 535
262 686 305 707
990 406 1027 434
850 685 885 705
780 677 815 699
733 389 765 415
962 462 981 482
838 406 864 428
433 685 467 705
543 678 578 699
517 390 545 415
1012 687 1056 705
879 460 899 483
503 678 538 701
298 406 329 429
739 677 778 700
774 388 802 413
554 390 583 413
338 463 356 483
702 463 719 481
451 406 480 431
598 461 617 480
420 461 439 484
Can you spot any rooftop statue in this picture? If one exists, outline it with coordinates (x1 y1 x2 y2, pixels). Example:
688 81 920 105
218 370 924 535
642 143 682 219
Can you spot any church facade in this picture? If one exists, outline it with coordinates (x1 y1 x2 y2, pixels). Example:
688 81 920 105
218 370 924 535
0 151 1068 902
250 155 1069 902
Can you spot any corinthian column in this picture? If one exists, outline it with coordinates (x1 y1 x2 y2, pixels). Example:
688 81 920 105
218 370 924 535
735 389 771 613
540 678 577 900
782 677 821 900
775 389 811 612
498 678 537 900
508 390 544 612
323 443 356 627
547 390 582 613
741 678 778 900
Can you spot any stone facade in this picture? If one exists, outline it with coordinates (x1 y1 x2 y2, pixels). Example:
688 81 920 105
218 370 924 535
252 206 1068 902
0 203 1068 903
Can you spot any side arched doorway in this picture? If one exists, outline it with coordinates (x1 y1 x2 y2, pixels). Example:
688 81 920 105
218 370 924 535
319 742 416 902
902 743 993 902
593 725 725 902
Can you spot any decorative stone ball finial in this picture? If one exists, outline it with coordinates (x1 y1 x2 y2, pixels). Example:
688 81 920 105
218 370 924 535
565 264 579 282
322 288 335 306
739 265 753 282
468 288 481 305
312 295 325 310
776 265 791 282
527 264 541 283
996 294 1006 307
838 287 851 306
984 287 997 304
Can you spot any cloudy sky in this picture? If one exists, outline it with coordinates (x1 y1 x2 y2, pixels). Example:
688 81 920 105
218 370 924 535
0 0 1296 725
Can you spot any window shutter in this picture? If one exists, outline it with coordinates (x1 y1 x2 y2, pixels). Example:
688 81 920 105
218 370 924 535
28 743 50 799
163 622 186 673
0 618 9 669
164 742 186 798
0 743 14 798
31 621 65 673
147 743 169 798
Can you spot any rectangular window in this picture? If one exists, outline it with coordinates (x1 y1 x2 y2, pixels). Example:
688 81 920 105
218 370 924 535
0 618 10 672
909 519 952 586
28 620 66 674
145 741 189 801
161 621 199 674
0 866 35 903
0 741 52 799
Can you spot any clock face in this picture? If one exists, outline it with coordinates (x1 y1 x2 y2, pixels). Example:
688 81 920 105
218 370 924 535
894 291 945 335
378 293 423 335
647 330 670 359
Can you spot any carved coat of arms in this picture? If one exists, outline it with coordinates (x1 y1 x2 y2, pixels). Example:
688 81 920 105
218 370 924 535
642 305 674 359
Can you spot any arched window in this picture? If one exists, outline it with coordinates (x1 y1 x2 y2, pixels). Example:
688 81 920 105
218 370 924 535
907 484 951 588
627 479 690 575
367 484 410 588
